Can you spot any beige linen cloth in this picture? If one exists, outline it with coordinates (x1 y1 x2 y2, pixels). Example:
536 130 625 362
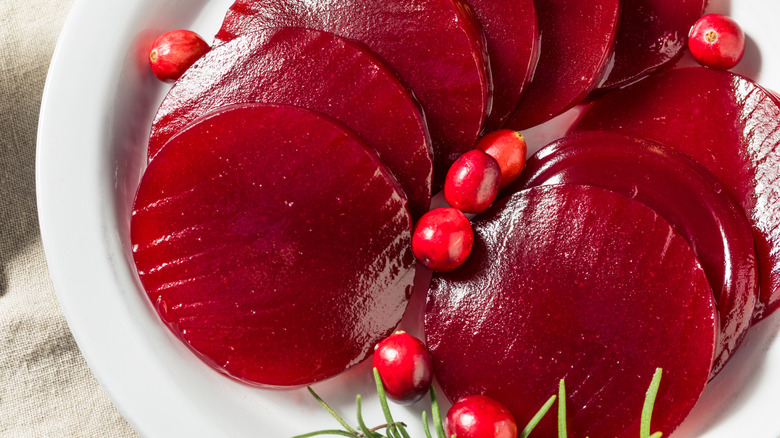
1 1 138 436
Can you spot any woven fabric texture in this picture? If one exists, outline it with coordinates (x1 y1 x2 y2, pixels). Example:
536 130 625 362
1 1 138 436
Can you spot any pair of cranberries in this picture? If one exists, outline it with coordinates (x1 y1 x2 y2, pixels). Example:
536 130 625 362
413 130 527 272
446 129 527 214
374 332 517 438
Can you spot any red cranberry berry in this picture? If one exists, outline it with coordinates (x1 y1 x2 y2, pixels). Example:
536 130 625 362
445 395 518 438
688 14 745 70
412 208 474 272
476 130 528 189
373 331 433 405
444 150 502 214
149 30 211 82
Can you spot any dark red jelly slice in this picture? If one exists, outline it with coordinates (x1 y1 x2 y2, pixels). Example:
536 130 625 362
468 0 539 131
576 67 780 321
132 104 415 387
594 0 705 93
513 131 757 374
426 185 717 438
501 0 619 130
149 27 432 219
215 0 490 185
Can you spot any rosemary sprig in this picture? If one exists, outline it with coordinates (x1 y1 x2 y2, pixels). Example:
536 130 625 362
558 379 568 438
641 368 664 438
356 395 380 438
519 394 556 438
421 411 432 438
297 366 666 438
293 430 361 438
373 368 411 438
306 386 360 436
429 386 447 438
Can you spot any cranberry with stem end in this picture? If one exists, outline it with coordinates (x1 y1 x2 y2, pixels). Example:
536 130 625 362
149 30 211 82
476 130 527 189
412 208 474 272
445 150 502 214
372 331 433 405
688 14 745 70
446 395 518 438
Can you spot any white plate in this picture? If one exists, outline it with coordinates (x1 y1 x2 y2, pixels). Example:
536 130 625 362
36 0 780 436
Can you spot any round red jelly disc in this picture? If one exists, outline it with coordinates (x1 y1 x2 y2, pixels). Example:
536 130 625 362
594 0 705 93
426 185 717 438
132 104 415 387
502 0 620 130
215 0 490 185
577 67 780 321
149 27 432 219
468 0 539 131
513 131 757 375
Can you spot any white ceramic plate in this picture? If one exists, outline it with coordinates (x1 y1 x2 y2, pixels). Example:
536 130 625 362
36 0 780 436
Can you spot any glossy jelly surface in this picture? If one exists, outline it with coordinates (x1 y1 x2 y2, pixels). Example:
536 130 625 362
595 0 705 93
468 0 539 130
513 131 757 374
216 0 490 185
502 0 619 130
149 27 432 219
132 104 415 387
426 185 717 438
577 67 780 321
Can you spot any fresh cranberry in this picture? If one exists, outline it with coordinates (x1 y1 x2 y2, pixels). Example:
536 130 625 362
149 30 211 82
445 395 518 438
444 150 501 214
412 208 474 272
476 130 527 189
688 14 745 70
372 331 433 405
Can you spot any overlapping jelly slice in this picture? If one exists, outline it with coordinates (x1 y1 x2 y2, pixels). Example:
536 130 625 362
594 0 705 93
215 0 489 185
467 0 539 131
502 0 619 130
149 27 432 219
132 104 415 387
426 185 717 438
513 131 757 374
576 67 780 321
